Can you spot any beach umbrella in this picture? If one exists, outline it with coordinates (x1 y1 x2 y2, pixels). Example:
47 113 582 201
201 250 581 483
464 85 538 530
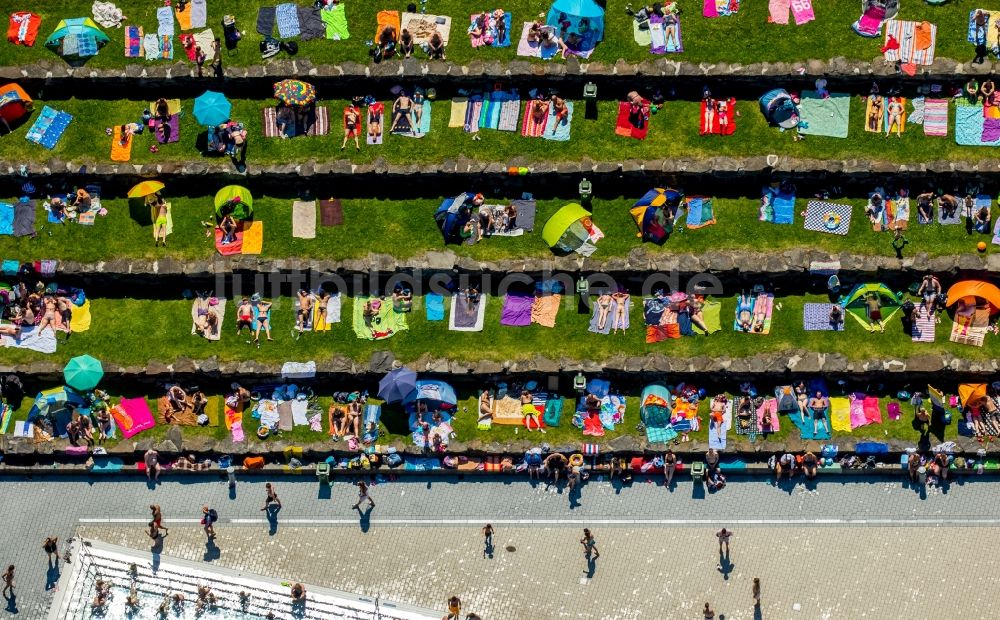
214 185 254 220
378 367 418 404
63 354 104 391
273 80 316 106
193 91 231 126
127 180 164 198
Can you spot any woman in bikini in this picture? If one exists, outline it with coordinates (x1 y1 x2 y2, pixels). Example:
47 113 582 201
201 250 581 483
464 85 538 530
530 98 549 125
390 93 412 133
664 13 679 49
367 103 382 142
595 292 613 331
152 196 169 247
346 400 363 437
252 296 272 343
717 99 729 132
478 389 492 424
703 97 716 133
611 290 630 333
520 390 543 432
411 89 425 133
867 94 883 132
341 104 360 151
37 297 59 333
885 97 904 138
689 295 710 334
328 404 347 438
219 214 238 245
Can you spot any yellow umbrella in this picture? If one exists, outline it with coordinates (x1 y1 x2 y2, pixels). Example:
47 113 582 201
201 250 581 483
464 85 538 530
127 180 165 198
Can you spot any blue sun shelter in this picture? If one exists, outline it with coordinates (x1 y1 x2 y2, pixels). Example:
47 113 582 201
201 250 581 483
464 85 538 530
759 89 800 129
547 0 605 54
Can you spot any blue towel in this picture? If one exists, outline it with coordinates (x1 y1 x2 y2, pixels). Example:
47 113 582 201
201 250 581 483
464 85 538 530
426 293 445 321
542 101 573 142
855 441 889 455
789 408 832 440
772 192 795 224
156 6 175 36
1 259 18 275
0 203 13 236
276 3 302 38
26 106 73 150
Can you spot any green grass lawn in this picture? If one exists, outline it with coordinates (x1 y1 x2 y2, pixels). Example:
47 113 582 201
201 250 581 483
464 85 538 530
3 94 997 167
0 292 993 367
1 193 994 263
0 0 976 68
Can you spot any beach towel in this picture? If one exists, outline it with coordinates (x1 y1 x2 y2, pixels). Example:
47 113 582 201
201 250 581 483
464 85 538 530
468 11 511 48
909 96 925 125
864 96 883 133
1 325 56 353
791 0 815 25
8 11 40 46
143 34 173 60
366 102 384 144
242 220 264 254
157 6 175 36
391 99 431 138
761 188 796 224
690 300 721 335
734 293 774 334
616 101 650 140
516 21 558 58
791 404 832 440
125 25 143 57
68 299 92 333
321 4 349 40
849 397 867 429
276 3 301 38
542 101 573 141
804 200 852 235
532 294 561 328
700 98 735 135
214 224 243 255
589 296 631 335
191 0 207 29
938 200 962 225
522 100 549 136
151 202 173 239
110 127 132 162
353 297 408 340
298 6 325 40
191 297 225 340
923 99 948 136
320 199 343 226
465 96 483 132
450 294 487 331
449 98 468 128
829 397 852 432
425 294 445 321
257 7 277 36
12 200 35 237
402 12 451 45
884 20 936 66
956 104 1000 146
501 293 533 326
0 203 12 235
803 302 844 331
882 97 907 134
153 114 179 143
705 0 740 17
798 91 850 138
499 97 520 131
192 28 215 60
376 10 401 41
682 196 714 229
708 404 730 450
769 0 791 24
292 200 316 239
863 396 883 425
853 3 886 36
649 14 681 54
757 398 780 434
632 18 652 47
175 1 193 30
951 306 990 346
262 106 330 137
479 91 508 129
325 292 342 324
113 398 156 439
277 402 293 431
911 305 936 342
179 33 196 59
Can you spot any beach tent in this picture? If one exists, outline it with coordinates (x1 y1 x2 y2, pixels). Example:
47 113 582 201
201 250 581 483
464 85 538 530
434 193 473 244
759 89 800 129
44 18 109 64
631 188 683 244
838 282 902 331
547 0 604 51
543 203 601 255
640 384 672 428
27 386 86 423
958 384 988 410
0 84 32 133
946 280 1000 313
214 185 254 221
403 379 458 430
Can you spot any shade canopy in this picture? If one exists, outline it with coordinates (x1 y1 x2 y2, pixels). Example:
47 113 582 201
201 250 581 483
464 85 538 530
214 185 254 220
759 89 800 129
546 0 604 45
63 354 104 391
27 386 86 421
127 180 164 198
946 280 1000 313
631 188 682 244
378 367 418 403
958 384 988 410
193 91 232 126
839 282 902 331
273 80 317 106
402 380 457 413
44 18 109 63
0 83 33 126
543 203 597 254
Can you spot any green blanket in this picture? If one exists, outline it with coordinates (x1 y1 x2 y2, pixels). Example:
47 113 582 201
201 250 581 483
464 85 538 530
692 300 722 335
353 297 408 340
797 91 850 139
322 4 350 40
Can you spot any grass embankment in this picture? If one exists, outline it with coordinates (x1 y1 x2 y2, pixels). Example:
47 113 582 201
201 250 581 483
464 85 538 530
0 0 970 69
1 95 993 167
0 194 992 263
0 293 992 368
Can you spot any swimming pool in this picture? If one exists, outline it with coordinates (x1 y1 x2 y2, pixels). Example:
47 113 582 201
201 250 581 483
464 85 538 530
49 539 442 620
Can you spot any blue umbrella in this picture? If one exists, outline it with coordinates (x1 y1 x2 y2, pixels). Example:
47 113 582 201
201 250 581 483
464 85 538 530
378 367 417 404
193 91 231 126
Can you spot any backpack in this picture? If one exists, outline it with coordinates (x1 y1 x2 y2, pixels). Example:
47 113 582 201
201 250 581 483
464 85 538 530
260 37 281 59
207 509 218 523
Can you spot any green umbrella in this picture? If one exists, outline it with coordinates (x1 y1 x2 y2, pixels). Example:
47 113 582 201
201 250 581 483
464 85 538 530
63 354 104 391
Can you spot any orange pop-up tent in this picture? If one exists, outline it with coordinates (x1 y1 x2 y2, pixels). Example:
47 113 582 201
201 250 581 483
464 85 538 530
0 83 32 133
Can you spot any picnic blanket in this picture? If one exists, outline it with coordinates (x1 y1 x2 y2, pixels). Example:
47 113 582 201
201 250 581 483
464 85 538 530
616 100 650 140
700 98 735 135
884 20 936 67
522 100 549 136
705 0 740 17
830 397 852 432
1 326 56 353
153 114 179 143
501 293 533 327
804 200 852 235
156 6 175 36
242 220 263 255
113 398 156 439
734 293 773 334
803 302 844 331
516 21 559 59
923 99 949 136
951 306 990 347
531 294 561 328
468 11 511 48
956 104 1000 146
797 91 850 138
588 296 631 335
110 127 132 162
297 6 325 40
685 196 716 229
13 200 35 237
320 199 343 226
353 297 408 340
125 25 142 57
911 305 936 343
321 4 350 40
26 106 72 150
450 294 487 331
402 12 451 45
391 99 431 138
276 3 301 38
542 101 573 141
142 34 173 60
292 200 316 239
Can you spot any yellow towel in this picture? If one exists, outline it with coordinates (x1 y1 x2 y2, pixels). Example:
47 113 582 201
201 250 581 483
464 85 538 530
313 299 331 331
175 5 193 31
449 97 468 127
242 220 264 254
70 300 92 333
149 99 182 115
110 127 132 162
830 397 852 432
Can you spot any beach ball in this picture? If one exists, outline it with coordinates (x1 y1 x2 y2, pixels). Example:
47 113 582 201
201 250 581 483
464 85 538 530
518 167 529 176
978 241 987 253
507 167 519 176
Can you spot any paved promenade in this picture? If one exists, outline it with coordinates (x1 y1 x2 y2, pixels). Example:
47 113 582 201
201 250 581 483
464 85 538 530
0 474 998 618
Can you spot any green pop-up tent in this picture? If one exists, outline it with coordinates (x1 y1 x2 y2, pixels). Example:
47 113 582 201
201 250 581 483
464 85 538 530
542 203 601 256
45 18 110 65
839 282 902 332
214 185 254 221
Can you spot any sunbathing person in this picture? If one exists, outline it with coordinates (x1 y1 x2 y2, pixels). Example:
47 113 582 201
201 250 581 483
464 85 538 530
550 95 568 134
527 21 543 43
737 294 754 332
916 192 934 223
167 385 188 413
296 288 312 332
469 12 489 44
236 297 253 335
808 391 830 436
120 122 141 145
196 305 219 338
939 194 959 219
0 322 22 338
48 196 66 222
390 92 413 133
367 102 382 141
152 196 169 247
478 389 492 424
155 97 170 121
412 89 425 132
465 286 480 312
37 296 61 333
521 390 544 432
427 31 446 60
688 296 709 334
885 97 904 138
865 293 884 332
252 297 272 343
664 12 679 49
363 297 382 329
866 94 883 132
341 103 361 151
595 293 613 331
530 98 549 125
328 404 347 438
347 400 363 437
276 103 295 139
391 285 412 313
626 90 650 130
976 204 991 233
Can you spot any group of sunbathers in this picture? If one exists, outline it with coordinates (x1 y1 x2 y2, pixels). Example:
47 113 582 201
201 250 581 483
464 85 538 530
295 287 335 332
46 187 95 224
593 289 631 334
735 291 768 333
165 384 210 423
192 293 223 338
792 381 831 436
236 293 272 344
328 393 366 440
377 23 446 62
0 276 79 339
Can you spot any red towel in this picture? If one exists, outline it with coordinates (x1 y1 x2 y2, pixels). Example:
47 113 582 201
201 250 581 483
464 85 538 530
179 34 197 60
615 101 650 140
582 412 604 436
7 12 40 46
214 225 244 256
700 98 736 136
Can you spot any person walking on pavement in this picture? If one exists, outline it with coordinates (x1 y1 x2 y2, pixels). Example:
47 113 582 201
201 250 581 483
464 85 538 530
2 565 14 598
202 505 218 538
482 524 494 557
703 602 715 619
752 577 761 607
42 537 58 563
716 528 731 554
445 596 462 619
580 528 600 559
150 505 168 535
261 483 282 512
352 480 375 510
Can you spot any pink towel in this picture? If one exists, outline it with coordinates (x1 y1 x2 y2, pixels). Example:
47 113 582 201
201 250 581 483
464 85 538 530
769 0 790 24
791 0 815 25
849 398 868 429
231 420 245 442
757 398 780 432
863 397 882 425
703 0 719 17
887 402 901 421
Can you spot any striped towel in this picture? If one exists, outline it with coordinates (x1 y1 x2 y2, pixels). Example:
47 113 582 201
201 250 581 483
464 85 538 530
465 97 483 132
911 306 936 343
884 20 936 66
522 101 549 136
923 99 948 136
498 97 520 131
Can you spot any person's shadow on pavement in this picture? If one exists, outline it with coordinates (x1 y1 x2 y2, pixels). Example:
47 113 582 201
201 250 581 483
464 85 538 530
754 604 764 620
585 555 598 579
718 550 734 580
358 505 373 533
45 559 60 591
266 505 280 536
204 538 221 562
4 592 17 614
